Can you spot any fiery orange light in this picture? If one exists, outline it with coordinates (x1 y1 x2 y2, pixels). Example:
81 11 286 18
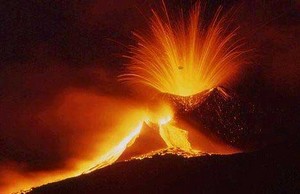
120 2 247 96
145 102 199 154
159 124 193 152
4 2 248 193
146 101 173 125
83 122 144 174
1 89 149 194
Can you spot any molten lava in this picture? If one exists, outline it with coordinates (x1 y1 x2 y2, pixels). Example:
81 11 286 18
83 122 143 174
85 1 248 173
86 102 201 173
148 103 199 154
9 2 247 193
120 2 247 97
159 124 193 152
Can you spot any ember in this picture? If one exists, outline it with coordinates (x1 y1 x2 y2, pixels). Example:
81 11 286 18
120 1 248 97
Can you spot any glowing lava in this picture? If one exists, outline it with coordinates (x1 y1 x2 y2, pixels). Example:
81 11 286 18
9 2 247 193
159 124 193 152
86 102 200 173
120 2 247 97
144 101 198 153
83 122 143 174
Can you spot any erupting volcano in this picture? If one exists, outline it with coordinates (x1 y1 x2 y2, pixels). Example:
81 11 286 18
83 1 249 174
3 0 299 193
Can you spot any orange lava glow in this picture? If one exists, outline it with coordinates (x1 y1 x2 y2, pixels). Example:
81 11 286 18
159 124 193 152
2 91 202 194
146 103 199 154
83 122 144 174
2 2 247 193
2 88 239 194
120 2 247 96
0 89 148 194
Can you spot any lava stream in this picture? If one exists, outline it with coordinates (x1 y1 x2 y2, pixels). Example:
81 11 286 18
83 122 144 174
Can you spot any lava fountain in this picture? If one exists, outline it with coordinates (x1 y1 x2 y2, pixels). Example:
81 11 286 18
119 1 248 97
117 2 248 159
85 1 249 173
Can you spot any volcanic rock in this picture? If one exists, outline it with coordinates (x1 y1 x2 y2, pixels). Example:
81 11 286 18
28 139 300 194
155 87 262 150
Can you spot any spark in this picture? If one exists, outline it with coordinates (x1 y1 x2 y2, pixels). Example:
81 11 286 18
120 2 247 96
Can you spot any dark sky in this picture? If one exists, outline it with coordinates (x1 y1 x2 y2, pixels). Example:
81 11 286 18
0 0 299 193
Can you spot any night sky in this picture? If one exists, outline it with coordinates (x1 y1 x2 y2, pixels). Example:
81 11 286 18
0 0 299 193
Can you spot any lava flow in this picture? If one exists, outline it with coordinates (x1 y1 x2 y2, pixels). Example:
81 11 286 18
83 122 144 174
85 101 202 173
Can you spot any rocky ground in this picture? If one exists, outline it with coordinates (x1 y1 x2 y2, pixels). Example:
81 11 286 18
29 138 300 194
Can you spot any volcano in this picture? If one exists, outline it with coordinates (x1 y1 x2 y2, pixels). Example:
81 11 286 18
13 87 262 194
2 0 300 193
83 87 247 174
153 86 262 149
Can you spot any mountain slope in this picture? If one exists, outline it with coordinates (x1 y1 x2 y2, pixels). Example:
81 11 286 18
29 139 300 194
159 87 262 149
